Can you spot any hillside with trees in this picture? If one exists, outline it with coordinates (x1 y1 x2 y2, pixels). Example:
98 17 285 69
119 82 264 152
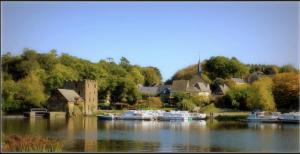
2 49 162 113
168 56 299 112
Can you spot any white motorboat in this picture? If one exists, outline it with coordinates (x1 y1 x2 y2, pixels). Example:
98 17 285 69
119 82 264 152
278 112 300 123
158 111 192 121
246 111 280 123
97 113 115 120
190 113 207 120
120 110 154 120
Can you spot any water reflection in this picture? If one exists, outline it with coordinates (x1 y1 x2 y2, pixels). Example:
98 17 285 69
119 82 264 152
2 117 300 152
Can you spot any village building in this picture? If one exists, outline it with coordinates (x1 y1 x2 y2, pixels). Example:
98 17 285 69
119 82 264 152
138 85 160 96
247 71 265 83
171 59 211 97
231 77 246 85
211 84 229 95
47 79 98 116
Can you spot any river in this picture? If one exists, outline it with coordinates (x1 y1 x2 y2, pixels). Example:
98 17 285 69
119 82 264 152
2 116 300 152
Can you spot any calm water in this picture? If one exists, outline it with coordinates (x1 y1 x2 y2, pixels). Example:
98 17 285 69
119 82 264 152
2 116 300 152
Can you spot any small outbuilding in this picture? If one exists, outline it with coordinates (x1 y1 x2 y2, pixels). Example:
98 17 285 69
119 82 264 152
48 89 84 116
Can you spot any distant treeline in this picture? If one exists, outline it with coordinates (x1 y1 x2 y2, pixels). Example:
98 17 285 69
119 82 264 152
2 49 162 113
2 50 299 113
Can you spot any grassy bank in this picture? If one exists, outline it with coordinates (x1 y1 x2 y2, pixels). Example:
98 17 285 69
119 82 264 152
2 134 63 152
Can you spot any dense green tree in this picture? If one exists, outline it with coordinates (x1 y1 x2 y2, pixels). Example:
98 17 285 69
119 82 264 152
221 85 250 110
45 64 79 92
204 56 249 79
142 67 162 86
17 72 48 108
37 50 58 71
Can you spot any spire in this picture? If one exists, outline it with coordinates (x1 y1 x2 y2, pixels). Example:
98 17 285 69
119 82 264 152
198 52 202 76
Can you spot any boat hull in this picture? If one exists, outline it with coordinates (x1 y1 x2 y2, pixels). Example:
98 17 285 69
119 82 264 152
120 117 153 120
158 116 192 121
244 118 279 123
97 115 114 120
279 119 300 124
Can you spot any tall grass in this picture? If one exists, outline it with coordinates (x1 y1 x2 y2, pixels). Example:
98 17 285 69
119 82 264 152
2 134 63 152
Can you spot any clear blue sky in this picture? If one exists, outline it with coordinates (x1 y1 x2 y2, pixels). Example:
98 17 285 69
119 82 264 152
1 2 299 81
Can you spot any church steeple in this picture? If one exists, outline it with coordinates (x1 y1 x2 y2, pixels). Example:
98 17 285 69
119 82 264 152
197 56 202 76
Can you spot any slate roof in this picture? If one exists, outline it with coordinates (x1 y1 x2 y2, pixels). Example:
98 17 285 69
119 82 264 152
157 85 171 93
171 78 211 93
231 78 246 84
171 80 189 92
58 89 82 102
139 86 159 95
194 82 211 92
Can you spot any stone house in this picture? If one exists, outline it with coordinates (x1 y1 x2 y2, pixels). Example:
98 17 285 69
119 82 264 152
171 58 211 97
171 78 211 97
231 77 246 85
48 89 84 116
48 79 98 116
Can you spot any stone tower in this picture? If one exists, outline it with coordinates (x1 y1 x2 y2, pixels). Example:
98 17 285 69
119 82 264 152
64 79 98 115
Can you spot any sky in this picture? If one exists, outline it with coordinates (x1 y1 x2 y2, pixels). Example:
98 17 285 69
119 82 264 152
1 2 299 81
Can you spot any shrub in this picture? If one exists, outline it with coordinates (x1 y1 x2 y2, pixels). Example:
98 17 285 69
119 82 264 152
136 97 163 109
221 84 250 110
177 99 196 111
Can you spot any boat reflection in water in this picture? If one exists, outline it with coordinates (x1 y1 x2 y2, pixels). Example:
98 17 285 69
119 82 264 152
3 116 299 152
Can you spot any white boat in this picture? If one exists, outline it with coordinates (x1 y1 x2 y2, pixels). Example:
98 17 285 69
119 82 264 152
97 113 115 120
246 111 280 123
120 110 154 120
190 113 207 120
158 111 192 121
278 112 300 123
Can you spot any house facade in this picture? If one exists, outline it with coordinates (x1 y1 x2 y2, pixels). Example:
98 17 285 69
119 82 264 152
171 59 211 97
48 89 84 116
48 79 98 116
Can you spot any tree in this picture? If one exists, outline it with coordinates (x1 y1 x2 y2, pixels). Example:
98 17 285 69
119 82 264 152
45 64 79 92
2 79 21 113
272 72 299 110
120 57 130 69
142 67 162 86
37 50 58 71
221 84 250 110
246 77 276 111
17 72 48 108
280 65 298 73
177 99 196 111
203 56 249 79
263 66 279 75
128 67 144 84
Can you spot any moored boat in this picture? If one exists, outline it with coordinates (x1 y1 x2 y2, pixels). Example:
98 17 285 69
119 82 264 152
120 110 154 120
158 111 192 121
245 111 280 123
97 114 115 120
190 113 207 120
278 112 300 123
